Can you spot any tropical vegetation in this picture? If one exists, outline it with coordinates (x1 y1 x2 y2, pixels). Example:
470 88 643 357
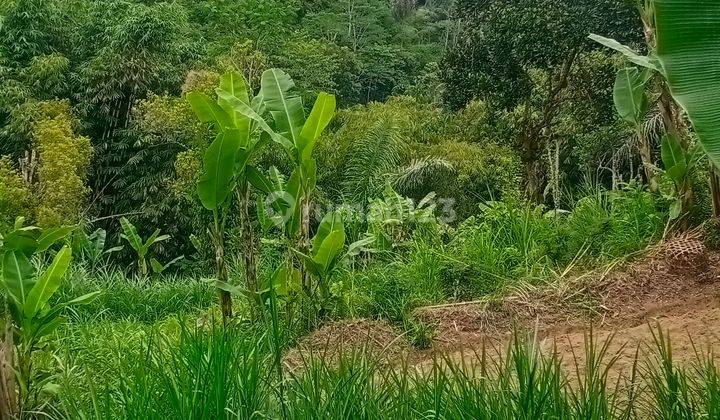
0 0 719 418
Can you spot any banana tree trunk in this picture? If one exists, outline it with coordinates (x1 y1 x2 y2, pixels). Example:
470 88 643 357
237 183 259 321
710 164 720 218
637 128 659 193
0 314 16 418
212 224 233 321
660 83 693 227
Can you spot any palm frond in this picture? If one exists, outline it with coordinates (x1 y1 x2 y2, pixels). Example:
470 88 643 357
392 156 455 195
342 120 402 204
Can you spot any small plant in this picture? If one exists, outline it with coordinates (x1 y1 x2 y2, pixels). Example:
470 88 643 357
403 316 435 349
286 211 375 321
73 228 124 272
0 218 99 414
120 218 181 278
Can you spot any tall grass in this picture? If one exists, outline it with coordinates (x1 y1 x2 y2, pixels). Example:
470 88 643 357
55 266 215 323
51 324 720 419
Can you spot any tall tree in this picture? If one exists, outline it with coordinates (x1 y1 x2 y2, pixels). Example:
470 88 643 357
442 0 642 201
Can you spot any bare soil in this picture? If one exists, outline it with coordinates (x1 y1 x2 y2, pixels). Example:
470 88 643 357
287 237 720 373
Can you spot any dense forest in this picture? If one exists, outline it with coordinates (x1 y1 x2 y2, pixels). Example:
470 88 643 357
1 0 720 418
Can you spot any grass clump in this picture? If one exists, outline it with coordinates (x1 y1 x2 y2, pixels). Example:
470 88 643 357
48 323 720 420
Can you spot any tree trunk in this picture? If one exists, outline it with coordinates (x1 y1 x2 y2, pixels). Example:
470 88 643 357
212 224 233 321
0 314 17 419
637 129 659 193
237 183 259 321
298 193 318 328
710 164 720 218
659 82 693 226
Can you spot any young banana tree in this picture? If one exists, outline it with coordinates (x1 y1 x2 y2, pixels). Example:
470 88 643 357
73 228 124 272
590 0 719 223
290 212 375 311
0 218 99 414
187 71 269 320
119 218 177 278
246 71 338 318
612 66 658 191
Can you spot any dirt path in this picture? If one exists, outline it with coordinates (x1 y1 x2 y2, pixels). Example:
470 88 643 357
288 237 720 373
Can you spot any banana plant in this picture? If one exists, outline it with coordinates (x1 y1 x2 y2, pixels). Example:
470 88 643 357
187 71 270 320
654 0 720 162
119 217 172 278
273 211 374 315
614 67 659 191
589 1 702 221
0 218 99 412
215 69 337 320
661 135 703 220
150 256 185 275
73 228 124 272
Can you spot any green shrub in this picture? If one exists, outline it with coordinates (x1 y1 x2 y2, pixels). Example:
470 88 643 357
34 111 92 227
448 202 560 297
0 156 30 229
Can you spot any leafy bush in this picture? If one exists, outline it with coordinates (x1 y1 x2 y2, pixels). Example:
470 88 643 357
448 202 560 297
0 156 30 229
34 110 92 227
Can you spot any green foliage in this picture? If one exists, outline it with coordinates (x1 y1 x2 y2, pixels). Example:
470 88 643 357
119 218 179 278
72 228 124 273
0 0 65 64
0 219 99 409
0 157 30 230
34 113 92 228
443 0 642 110
54 322 720 419
613 67 652 125
56 268 214 323
655 0 720 169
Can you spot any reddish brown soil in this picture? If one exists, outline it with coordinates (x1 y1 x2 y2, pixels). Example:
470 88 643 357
288 238 720 372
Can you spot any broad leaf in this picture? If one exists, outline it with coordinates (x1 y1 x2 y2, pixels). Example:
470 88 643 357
186 92 234 128
120 218 143 253
346 234 377 258
144 230 170 250
661 134 685 170
589 34 659 71
219 71 250 107
63 291 102 306
614 67 651 125
217 71 252 142
261 69 305 147
313 230 346 275
24 246 72 318
216 89 294 153
298 92 336 161
655 0 720 168
1 229 39 256
37 226 74 252
2 250 35 308
246 166 273 194
34 315 67 340
150 256 184 274
89 229 107 255
293 251 322 278
197 130 243 210
271 266 301 296
312 211 344 254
